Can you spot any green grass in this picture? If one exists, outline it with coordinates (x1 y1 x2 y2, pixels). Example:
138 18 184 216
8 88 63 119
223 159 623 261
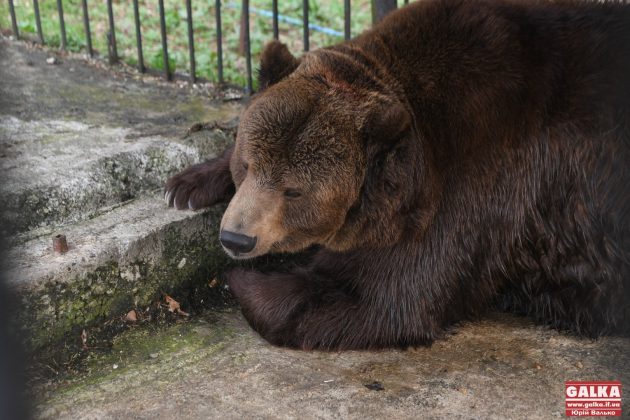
0 0 407 88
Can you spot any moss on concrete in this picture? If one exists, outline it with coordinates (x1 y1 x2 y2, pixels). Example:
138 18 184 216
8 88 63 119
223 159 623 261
50 314 237 398
13 206 237 353
0 39 242 129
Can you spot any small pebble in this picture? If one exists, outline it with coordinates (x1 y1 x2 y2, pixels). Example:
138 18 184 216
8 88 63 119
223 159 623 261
575 361 583 369
112 364 118 369
46 57 57 65
150 353 159 359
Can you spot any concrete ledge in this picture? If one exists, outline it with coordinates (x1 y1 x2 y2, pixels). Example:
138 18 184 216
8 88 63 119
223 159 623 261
0 39 244 353
4 195 232 351
0 116 234 235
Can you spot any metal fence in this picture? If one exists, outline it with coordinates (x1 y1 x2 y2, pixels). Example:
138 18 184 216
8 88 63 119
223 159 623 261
4 0 405 92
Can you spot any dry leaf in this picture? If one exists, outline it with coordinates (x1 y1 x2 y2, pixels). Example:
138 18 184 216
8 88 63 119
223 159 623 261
164 294 189 317
209 278 218 288
164 294 180 313
125 309 138 322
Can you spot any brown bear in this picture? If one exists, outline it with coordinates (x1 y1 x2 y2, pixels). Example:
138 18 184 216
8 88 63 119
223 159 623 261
165 0 630 350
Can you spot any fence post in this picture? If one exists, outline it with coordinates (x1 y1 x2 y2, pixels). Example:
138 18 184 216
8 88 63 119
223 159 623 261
243 0 252 93
106 0 118 63
302 0 309 51
81 0 93 56
33 0 43 43
158 0 171 80
272 0 279 40
185 0 196 83
56 0 67 49
132 0 144 71
8 0 19 39
215 0 223 84
344 0 351 40
371 0 396 24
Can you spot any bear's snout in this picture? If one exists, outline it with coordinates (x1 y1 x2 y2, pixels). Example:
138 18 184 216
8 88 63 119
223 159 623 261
220 175 288 259
219 230 257 256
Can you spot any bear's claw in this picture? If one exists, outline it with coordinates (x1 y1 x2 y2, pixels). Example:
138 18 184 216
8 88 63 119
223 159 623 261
163 146 236 211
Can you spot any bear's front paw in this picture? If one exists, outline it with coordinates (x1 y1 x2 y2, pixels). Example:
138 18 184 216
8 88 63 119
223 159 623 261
165 159 234 210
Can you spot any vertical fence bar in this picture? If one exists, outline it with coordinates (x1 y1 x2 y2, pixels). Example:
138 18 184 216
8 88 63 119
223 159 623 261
185 0 196 83
272 0 278 40
8 0 19 39
302 0 309 51
215 0 223 84
33 0 43 43
344 0 351 40
106 0 118 62
243 0 252 92
81 0 93 56
132 0 144 71
56 0 67 49
158 0 171 80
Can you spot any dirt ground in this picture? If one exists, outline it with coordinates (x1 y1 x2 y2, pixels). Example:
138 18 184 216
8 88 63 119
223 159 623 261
39 310 629 419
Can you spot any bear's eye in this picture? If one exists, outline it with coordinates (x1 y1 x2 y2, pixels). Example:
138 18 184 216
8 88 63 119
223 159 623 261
284 188 302 199
242 162 249 171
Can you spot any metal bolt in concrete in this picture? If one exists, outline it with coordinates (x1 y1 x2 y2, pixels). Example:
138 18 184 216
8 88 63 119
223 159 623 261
52 234 68 253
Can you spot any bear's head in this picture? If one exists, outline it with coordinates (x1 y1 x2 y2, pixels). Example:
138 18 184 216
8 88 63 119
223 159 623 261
220 41 434 259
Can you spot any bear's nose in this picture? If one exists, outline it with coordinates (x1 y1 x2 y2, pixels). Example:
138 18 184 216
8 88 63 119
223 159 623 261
220 230 257 255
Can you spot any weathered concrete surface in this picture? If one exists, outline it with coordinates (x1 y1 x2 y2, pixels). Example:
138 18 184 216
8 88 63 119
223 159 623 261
4 196 231 350
38 311 629 419
0 38 239 235
0 37 241 350
0 38 241 129
0 115 232 234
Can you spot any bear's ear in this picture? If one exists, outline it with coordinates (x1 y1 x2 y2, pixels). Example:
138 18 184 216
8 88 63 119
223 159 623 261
257 41 300 91
363 99 412 150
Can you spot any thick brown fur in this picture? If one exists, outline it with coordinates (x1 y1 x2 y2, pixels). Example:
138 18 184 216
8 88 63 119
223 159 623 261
166 0 630 350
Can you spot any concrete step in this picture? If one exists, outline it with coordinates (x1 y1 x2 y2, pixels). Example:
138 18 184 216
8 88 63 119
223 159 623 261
4 193 231 351
0 115 234 236
0 38 243 352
